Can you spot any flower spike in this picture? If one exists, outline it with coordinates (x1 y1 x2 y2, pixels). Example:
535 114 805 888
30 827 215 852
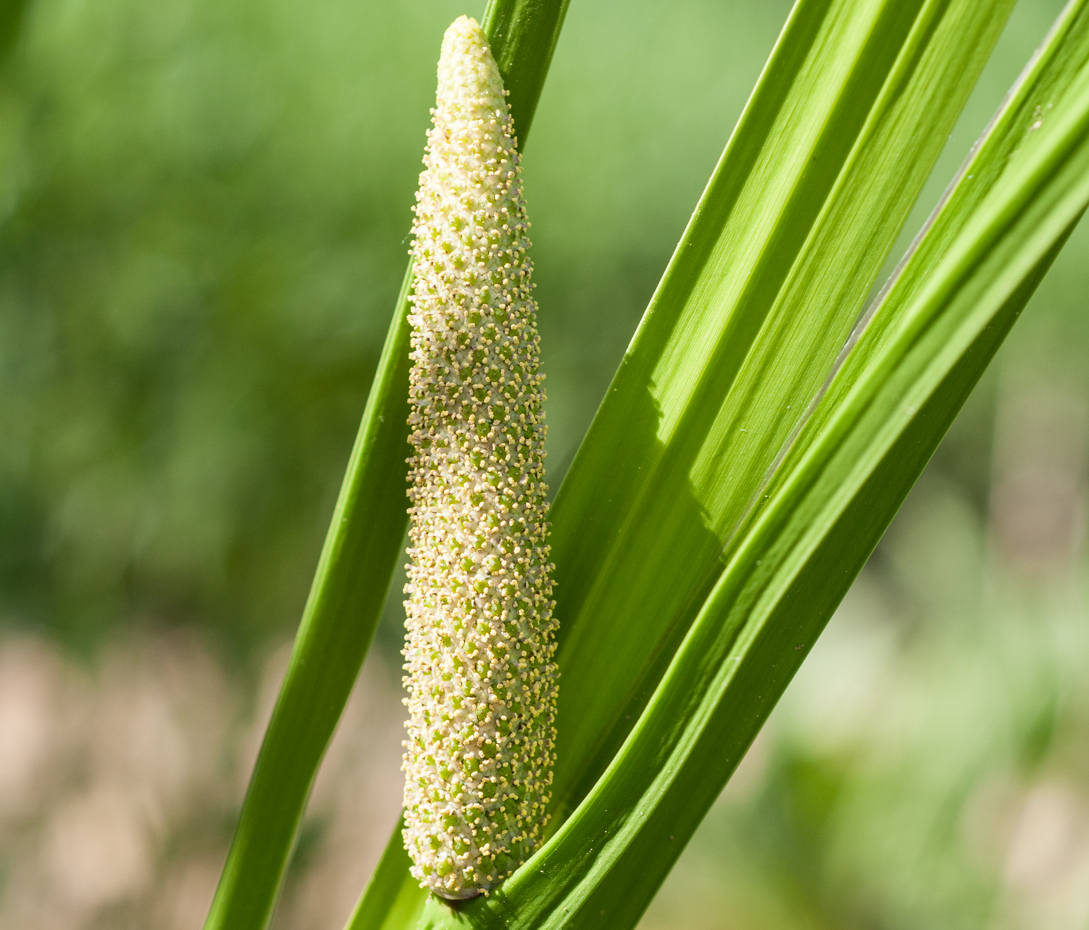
401 15 558 900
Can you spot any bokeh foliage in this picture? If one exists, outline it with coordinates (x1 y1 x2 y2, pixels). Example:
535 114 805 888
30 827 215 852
0 0 466 644
0 0 798 648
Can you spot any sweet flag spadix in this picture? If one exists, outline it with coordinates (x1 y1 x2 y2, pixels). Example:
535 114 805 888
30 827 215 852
401 15 559 901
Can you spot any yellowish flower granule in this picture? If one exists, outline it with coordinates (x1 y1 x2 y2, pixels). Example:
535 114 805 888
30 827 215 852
401 15 558 900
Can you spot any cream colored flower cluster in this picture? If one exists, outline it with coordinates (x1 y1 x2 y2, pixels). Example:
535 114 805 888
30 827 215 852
401 16 558 900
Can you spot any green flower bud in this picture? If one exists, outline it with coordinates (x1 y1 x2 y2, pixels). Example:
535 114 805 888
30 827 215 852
401 15 558 900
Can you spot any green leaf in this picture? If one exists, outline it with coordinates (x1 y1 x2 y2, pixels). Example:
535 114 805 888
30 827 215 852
545 0 1019 817
355 0 1032 926
202 3 570 929
749 0 1089 526
416 2 1089 928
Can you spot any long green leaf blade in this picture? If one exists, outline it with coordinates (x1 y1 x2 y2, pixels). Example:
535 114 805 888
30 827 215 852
730 1 1089 559
418 5 1089 927
202 4 570 928
546 0 1016 816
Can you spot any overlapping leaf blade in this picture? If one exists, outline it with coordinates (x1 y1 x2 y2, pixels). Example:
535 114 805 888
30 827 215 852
545 0 1017 813
747 0 1089 531
202 3 570 929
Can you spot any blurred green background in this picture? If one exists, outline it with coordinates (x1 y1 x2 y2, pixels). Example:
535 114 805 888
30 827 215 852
1 0 1088 927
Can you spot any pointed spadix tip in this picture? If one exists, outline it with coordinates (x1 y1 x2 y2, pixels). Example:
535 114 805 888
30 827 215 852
437 15 504 110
